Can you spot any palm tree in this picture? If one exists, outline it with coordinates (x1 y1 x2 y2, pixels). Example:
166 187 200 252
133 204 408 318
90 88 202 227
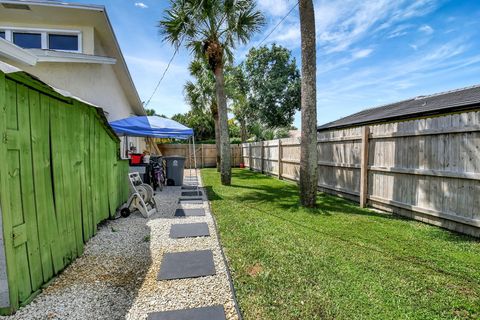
184 59 221 171
159 0 264 185
299 0 318 207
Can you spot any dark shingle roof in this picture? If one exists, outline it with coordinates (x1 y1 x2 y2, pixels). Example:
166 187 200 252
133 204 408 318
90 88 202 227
317 84 480 131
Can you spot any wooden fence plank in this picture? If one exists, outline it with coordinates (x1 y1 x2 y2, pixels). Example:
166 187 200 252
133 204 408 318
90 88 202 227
79 105 91 241
278 139 282 179
70 104 84 256
52 101 69 266
4 81 30 304
17 85 43 300
0 72 17 314
89 110 97 236
360 126 370 208
260 141 264 173
29 89 53 283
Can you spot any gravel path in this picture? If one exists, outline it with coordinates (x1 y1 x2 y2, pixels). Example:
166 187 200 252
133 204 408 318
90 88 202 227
2 170 239 320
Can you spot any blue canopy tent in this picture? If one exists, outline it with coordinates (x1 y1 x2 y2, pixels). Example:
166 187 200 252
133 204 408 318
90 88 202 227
109 116 194 139
109 116 198 187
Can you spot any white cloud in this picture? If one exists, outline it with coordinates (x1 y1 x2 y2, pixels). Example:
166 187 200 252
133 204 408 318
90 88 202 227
257 0 290 17
377 0 438 30
313 0 438 53
253 0 438 53
423 41 466 61
134 2 148 9
316 1 394 52
125 55 185 74
351 48 373 59
316 49 480 123
268 23 301 46
318 48 374 74
317 39 471 100
418 24 434 34
387 24 413 38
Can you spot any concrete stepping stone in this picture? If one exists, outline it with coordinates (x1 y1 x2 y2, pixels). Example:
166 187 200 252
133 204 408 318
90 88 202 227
181 191 203 197
181 185 197 190
158 250 215 280
174 208 205 217
170 222 210 238
178 198 203 204
147 305 226 320
183 183 198 187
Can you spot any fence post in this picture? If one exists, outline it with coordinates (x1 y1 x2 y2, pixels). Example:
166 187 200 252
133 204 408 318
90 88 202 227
201 144 204 168
260 141 265 173
240 144 243 167
277 139 282 179
249 143 252 170
360 126 370 208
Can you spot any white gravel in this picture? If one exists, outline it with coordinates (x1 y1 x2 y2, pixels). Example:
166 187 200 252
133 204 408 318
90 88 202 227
2 170 239 320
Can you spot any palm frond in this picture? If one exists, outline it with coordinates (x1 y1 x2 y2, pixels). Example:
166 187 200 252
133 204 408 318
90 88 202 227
159 0 264 66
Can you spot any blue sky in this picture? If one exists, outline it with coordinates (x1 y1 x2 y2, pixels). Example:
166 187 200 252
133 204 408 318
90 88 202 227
70 0 480 127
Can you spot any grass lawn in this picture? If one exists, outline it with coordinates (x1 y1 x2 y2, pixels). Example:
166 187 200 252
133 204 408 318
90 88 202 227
201 168 480 320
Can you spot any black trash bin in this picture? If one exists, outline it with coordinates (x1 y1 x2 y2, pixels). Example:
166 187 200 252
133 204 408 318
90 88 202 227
164 156 186 186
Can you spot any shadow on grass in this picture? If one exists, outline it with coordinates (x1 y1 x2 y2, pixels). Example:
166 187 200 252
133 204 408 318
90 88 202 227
236 199 480 284
203 169 480 245
204 185 223 201
231 178 401 220
204 169 399 219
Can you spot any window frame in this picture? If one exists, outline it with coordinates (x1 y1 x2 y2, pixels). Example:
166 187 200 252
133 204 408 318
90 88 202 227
12 31 43 49
0 26 82 53
48 33 81 52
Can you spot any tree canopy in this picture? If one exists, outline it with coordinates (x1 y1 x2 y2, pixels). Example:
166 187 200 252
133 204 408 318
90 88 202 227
243 43 301 128
171 108 215 141
178 44 301 143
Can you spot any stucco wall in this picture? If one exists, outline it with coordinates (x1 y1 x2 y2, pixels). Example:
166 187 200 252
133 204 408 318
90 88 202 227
12 61 135 120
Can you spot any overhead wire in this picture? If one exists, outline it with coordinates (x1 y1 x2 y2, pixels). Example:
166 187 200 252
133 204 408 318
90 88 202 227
256 0 300 48
144 41 182 108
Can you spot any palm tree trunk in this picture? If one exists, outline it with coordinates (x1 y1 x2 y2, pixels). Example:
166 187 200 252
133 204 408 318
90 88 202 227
299 0 317 207
213 109 221 172
213 65 232 185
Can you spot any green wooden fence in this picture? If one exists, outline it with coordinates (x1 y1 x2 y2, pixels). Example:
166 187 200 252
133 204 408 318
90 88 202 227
0 69 129 314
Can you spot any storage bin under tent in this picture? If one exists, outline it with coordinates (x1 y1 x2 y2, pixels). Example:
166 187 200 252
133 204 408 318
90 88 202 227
109 116 200 217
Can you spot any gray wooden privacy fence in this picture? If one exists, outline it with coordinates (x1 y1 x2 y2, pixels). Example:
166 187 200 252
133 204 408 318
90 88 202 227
157 144 242 168
241 110 480 237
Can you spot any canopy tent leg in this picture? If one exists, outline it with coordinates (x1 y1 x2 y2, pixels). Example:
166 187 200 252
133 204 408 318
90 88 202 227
192 135 198 183
188 137 192 182
190 135 199 193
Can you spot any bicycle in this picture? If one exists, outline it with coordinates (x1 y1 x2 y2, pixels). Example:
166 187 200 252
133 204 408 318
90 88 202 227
150 157 167 191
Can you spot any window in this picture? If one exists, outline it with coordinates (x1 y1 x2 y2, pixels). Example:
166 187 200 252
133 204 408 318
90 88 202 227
48 34 79 51
0 27 81 52
13 32 42 48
